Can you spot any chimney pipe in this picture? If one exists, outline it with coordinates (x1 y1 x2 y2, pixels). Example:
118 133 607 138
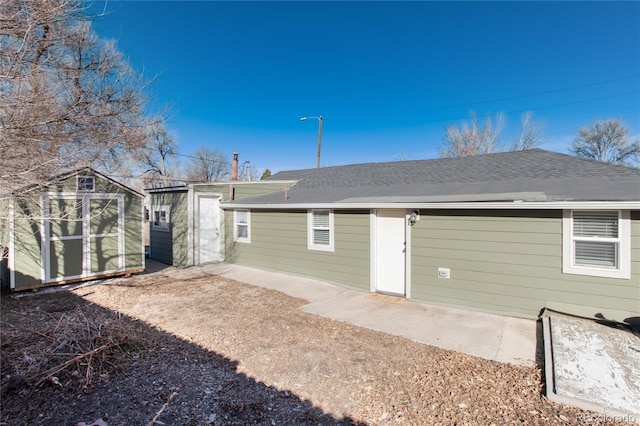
231 152 239 181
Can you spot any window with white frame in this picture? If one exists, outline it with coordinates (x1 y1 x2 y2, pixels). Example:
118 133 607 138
152 205 170 231
308 210 334 251
234 209 251 243
563 210 630 279
77 176 95 192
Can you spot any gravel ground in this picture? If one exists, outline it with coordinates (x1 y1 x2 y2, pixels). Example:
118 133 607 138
1 271 633 425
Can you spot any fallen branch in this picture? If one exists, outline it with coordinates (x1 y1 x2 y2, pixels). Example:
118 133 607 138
146 389 179 426
31 342 118 386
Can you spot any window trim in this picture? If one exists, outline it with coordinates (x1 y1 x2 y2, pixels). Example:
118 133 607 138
562 209 630 279
77 176 95 192
233 209 251 243
151 205 170 231
307 209 334 252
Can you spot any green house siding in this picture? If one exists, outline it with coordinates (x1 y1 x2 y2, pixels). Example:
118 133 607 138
225 210 370 291
410 209 640 320
149 182 292 267
149 191 189 267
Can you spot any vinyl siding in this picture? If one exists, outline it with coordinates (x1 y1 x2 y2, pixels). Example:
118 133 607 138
411 209 640 320
149 191 188 266
11 197 44 288
192 182 286 200
225 210 370 290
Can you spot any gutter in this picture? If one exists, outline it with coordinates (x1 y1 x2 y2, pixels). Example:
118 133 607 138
220 201 640 210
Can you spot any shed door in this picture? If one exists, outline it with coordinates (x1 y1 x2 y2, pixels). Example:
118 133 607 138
374 209 406 295
198 196 222 264
46 196 124 283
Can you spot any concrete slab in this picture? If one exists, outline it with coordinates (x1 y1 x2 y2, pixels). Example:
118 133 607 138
193 262 537 367
543 311 640 423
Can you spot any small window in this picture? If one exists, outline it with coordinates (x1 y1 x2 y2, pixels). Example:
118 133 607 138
234 209 251 243
152 205 170 231
563 210 630 279
308 210 334 252
77 176 95 192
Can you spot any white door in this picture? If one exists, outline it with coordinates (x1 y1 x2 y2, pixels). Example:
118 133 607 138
198 196 222 264
374 209 406 295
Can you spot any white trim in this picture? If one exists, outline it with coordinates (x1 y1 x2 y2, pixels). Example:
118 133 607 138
404 210 412 299
222 201 640 210
141 198 146 269
42 193 126 284
9 198 15 289
369 210 376 293
307 209 334 252
41 194 48 282
233 209 251 243
187 187 194 266
562 210 631 279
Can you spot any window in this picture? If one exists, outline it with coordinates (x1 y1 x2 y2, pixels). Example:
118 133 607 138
152 205 170 231
77 176 95 192
234 209 251 243
308 210 334 252
563 210 630 279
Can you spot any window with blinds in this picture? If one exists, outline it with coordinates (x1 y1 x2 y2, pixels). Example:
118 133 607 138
572 211 618 268
308 210 334 251
563 210 630 279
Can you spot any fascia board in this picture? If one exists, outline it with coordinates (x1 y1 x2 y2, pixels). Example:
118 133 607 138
220 201 640 210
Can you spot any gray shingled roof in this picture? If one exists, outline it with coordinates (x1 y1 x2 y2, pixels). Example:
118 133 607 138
228 149 640 205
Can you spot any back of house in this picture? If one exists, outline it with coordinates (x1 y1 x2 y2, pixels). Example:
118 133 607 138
147 149 640 323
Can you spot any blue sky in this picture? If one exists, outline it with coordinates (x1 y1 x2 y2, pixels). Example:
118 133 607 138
89 1 640 174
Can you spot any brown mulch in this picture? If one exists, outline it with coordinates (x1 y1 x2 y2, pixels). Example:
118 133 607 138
1 272 633 425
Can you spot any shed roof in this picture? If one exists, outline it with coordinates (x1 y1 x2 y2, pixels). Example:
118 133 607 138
224 149 640 206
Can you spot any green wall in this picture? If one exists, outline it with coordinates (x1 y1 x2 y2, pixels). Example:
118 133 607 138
410 209 639 320
225 209 371 291
149 191 188 266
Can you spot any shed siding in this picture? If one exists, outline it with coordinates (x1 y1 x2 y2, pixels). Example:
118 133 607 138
225 210 370 290
123 194 144 270
411 210 640 319
12 198 44 288
11 171 144 289
149 191 188 266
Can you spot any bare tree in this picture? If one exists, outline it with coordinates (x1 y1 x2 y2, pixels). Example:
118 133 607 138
1 0 156 194
570 119 640 166
439 113 504 158
0 0 160 252
509 111 543 152
138 121 180 187
183 147 230 182
440 111 543 158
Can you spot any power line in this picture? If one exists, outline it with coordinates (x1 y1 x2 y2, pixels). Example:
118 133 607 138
425 74 640 111
429 90 640 124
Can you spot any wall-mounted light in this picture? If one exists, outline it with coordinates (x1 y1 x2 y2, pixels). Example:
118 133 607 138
408 210 420 226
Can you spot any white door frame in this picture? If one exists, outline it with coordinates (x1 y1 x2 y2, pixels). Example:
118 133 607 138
370 209 411 298
195 194 223 264
42 193 125 284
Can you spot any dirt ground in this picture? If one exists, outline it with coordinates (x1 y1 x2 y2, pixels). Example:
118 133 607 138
1 269 633 425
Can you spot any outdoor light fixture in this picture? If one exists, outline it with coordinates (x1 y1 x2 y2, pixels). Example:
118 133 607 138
408 210 420 226
300 115 323 168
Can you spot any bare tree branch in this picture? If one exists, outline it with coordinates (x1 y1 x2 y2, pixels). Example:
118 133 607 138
570 119 639 166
